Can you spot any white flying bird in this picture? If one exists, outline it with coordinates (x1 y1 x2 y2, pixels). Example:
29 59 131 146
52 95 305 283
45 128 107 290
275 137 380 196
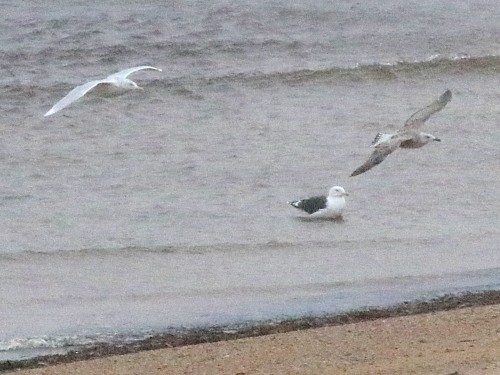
44 66 162 116
350 89 452 177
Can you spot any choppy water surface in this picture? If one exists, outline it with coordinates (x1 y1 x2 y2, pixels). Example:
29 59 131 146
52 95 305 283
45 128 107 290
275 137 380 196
0 0 499 359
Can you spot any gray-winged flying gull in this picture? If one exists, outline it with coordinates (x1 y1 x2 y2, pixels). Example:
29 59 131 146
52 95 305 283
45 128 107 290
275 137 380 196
288 186 348 218
350 89 452 177
44 66 162 116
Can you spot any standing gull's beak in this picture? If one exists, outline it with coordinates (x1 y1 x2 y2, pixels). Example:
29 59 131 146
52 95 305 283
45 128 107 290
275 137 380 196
434 138 441 142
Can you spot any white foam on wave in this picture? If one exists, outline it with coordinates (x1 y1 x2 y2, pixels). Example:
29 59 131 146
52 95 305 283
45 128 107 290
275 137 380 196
0 331 153 361
0 335 93 352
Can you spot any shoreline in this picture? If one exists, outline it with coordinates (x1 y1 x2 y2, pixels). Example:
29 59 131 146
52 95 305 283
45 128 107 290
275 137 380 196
2 289 500 373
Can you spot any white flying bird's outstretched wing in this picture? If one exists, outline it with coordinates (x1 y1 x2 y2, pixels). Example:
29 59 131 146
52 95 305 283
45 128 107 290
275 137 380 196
399 89 452 132
105 66 162 80
44 79 112 117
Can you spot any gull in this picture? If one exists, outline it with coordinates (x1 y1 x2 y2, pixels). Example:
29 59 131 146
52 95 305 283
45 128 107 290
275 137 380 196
350 89 452 177
44 66 162 116
288 186 348 218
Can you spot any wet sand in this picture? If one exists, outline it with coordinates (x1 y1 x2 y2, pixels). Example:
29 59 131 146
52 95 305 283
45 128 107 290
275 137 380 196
5 292 500 375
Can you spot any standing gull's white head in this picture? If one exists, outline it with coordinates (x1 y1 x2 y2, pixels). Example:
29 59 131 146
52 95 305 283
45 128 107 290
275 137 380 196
288 186 348 218
44 65 162 117
350 89 451 177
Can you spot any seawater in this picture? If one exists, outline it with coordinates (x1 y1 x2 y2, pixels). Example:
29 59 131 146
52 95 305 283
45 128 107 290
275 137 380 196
0 0 499 359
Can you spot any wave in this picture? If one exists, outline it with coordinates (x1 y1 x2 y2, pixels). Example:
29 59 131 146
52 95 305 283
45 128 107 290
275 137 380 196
0 240 302 260
199 54 500 86
0 332 150 353
3 54 498 98
133 53 500 89
2 282 500 356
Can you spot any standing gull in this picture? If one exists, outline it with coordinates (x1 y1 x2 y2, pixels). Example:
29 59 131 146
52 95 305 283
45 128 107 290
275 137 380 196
288 186 348 218
44 66 162 116
350 89 452 177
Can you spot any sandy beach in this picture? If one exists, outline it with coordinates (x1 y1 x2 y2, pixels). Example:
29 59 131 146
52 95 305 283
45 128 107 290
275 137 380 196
9 302 500 375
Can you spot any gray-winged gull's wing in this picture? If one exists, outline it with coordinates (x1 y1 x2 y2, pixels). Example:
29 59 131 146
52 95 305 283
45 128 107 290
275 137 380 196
350 135 404 177
399 89 452 132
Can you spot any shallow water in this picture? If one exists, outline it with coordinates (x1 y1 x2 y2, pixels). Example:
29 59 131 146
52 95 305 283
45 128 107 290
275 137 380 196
0 0 499 358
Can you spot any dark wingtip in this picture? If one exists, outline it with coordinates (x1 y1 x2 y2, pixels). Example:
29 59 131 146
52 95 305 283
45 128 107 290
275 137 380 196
371 132 382 146
441 89 452 102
